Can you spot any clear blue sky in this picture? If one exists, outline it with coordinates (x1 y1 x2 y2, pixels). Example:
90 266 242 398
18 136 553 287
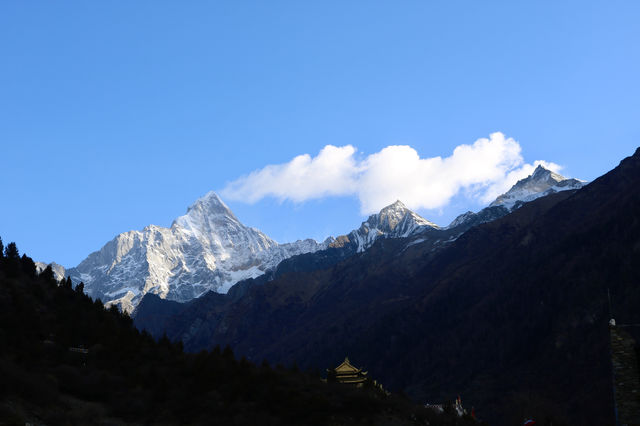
1 1 639 267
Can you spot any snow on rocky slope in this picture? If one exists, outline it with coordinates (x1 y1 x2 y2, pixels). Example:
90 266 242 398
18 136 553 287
334 200 439 252
448 165 586 228
490 165 585 210
35 262 66 282
55 165 583 312
66 192 330 312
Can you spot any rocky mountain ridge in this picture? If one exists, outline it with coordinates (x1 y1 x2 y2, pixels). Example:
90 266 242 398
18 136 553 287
330 200 439 252
490 164 584 209
66 192 330 311
64 195 441 312
448 164 585 229
51 165 583 312
133 149 640 426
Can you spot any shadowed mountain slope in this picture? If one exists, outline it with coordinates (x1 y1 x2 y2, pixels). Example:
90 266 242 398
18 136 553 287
135 148 640 425
0 242 481 426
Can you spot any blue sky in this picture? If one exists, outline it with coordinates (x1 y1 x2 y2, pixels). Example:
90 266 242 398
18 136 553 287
1 1 639 267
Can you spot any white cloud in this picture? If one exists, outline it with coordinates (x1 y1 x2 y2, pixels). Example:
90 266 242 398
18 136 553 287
221 145 359 203
221 132 564 214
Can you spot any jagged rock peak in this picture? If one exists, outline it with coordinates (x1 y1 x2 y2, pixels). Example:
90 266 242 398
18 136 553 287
448 165 586 229
381 199 408 212
374 200 438 232
377 200 409 227
35 261 66 282
530 165 566 184
67 191 329 312
186 191 237 220
490 165 585 210
346 200 439 252
510 165 576 191
171 191 243 233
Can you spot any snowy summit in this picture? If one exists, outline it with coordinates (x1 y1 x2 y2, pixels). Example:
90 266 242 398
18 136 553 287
490 165 585 210
66 191 329 312
344 200 439 252
55 165 585 313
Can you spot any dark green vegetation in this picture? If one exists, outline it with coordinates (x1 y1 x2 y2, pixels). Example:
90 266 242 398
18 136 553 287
136 149 640 426
0 240 480 425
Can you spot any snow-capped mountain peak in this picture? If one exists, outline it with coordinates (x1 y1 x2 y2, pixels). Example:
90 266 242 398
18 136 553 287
187 191 237 219
65 165 586 313
344 200 439 252
490 165 585 210
376 200 438 232
377 200 412 231
67 191 328 312
447 165 586 229
172 191 242 232
530 164 567 184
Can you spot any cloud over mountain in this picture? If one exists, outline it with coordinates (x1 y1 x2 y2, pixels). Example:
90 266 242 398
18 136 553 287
222 132 563 214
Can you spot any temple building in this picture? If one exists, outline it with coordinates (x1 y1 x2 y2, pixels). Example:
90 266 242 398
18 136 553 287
327 357 369 387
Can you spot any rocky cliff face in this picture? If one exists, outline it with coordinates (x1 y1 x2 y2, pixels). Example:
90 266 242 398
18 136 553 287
67 192 329 311
331 200 438 252
66 195 440 312
35 261 66 282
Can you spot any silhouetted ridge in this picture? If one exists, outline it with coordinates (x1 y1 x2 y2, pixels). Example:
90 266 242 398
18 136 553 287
0 240 479 425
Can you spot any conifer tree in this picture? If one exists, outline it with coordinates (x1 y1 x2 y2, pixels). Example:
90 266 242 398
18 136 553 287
61 276 72 289
20 254 36 277
222 344 234 359
0 236 4 258
4 242 19 259
40 264 55 282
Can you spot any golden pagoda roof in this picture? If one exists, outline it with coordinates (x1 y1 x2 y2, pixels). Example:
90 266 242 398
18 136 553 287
333 357 367 375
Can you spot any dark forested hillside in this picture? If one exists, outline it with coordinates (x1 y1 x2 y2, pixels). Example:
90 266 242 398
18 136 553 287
136 148 640 425
0 241 479 426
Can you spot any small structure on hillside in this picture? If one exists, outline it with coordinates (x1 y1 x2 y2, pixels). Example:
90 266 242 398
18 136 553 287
327 357 369 387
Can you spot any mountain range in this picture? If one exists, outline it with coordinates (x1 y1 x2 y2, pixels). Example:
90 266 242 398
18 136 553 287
29 150 640 425
131 152 640 426
63 192 331 311
40 165 583 313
